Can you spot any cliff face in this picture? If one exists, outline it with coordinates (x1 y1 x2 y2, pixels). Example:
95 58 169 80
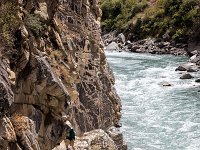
0 0 123 149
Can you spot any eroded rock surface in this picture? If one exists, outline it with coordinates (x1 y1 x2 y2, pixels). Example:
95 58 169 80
0 0 124 149
75 129 118 150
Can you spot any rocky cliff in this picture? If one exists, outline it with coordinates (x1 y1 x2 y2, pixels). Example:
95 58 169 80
0 0 125 149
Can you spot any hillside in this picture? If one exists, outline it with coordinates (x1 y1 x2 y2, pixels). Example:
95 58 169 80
101 0 200 43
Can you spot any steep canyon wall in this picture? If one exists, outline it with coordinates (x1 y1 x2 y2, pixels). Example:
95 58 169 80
0 0 124 149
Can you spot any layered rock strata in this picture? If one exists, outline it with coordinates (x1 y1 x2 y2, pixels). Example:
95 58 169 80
0 0 125 149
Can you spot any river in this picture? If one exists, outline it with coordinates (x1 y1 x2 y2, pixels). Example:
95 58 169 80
105 51 200 150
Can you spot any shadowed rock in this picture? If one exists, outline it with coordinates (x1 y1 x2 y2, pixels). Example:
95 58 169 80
180 73 194 79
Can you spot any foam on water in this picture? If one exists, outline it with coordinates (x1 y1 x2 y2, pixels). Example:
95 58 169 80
105 51 200 150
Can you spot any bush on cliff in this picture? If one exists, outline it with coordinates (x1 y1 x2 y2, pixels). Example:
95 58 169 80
0 2 21 46
25 14 47 37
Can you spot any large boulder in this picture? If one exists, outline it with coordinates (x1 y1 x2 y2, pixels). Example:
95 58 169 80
175 63 199 72
175 65 187 71
187 67 199 72
107 126 127 150
180 73 194 79
117 33 126 44
75 129 118 150
189 54 200 63
105 42 120 51
195 79 200 83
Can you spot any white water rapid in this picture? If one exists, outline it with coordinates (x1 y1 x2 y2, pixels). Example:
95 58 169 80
106 51 200 150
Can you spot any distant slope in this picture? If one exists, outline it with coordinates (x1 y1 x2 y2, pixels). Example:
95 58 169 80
101 0 200 42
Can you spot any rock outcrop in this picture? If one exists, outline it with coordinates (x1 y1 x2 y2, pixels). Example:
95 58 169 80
75 129 118 150
0 0 125 149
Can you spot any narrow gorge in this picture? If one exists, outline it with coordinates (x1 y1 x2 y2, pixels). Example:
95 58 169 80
0 0 126 149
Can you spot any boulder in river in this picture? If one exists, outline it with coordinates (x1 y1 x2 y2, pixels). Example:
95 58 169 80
195 79 200 83
175 65 187 71
161 81 172 86
187 67 199 72
180 73 194 79
175 63 198 72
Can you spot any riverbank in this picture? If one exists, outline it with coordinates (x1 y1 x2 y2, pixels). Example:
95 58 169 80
103 32 200 83
103 32 188 55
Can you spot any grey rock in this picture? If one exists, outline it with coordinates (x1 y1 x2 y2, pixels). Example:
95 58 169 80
107 126 127 150
117 33 126 44
127 43 133 49
189 54 200 63
175 66 187 71
195 79 200 82
180 73 194 79
157 42 165 48
0 59 14 117
187 67 199 72
162 31 170 41
75 129 118 150
105 42 120 51
125 40 131 45
175 63 197 71
161 82 172 86
130 45 140 52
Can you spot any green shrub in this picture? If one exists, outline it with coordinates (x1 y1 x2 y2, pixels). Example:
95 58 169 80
25 14 46 37
101 0 200 41
172 28 186 39
101 0 147 32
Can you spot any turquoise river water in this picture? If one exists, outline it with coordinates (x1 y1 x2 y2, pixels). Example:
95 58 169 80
105 51 200 150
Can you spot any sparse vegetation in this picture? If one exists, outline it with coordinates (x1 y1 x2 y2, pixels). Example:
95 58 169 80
0 2 21 46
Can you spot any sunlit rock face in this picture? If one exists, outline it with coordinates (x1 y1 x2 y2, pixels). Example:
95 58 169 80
0 0 123 149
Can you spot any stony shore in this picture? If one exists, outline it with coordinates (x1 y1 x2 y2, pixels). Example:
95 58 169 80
103 32 188 55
